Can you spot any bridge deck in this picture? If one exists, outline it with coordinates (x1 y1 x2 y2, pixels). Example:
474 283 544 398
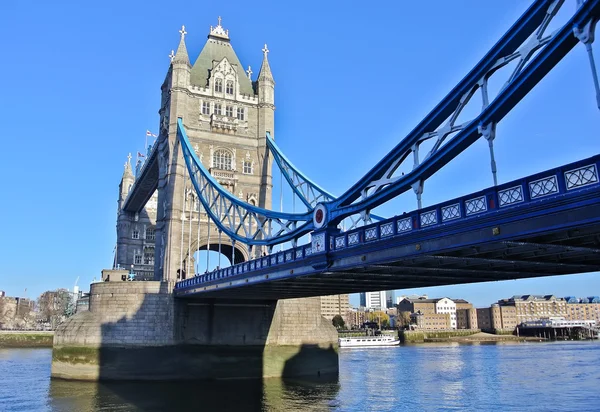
175 155 600 300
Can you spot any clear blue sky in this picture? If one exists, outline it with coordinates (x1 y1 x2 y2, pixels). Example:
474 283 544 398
0 0 598 307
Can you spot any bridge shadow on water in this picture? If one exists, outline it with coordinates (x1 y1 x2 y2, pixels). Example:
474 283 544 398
49 375 340 411
51 282 339 411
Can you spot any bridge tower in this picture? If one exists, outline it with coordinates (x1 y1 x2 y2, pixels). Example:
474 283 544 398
153 19 275 284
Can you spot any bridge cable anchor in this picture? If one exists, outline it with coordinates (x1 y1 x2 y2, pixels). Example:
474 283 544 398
478 123 498 186
573 21 600 110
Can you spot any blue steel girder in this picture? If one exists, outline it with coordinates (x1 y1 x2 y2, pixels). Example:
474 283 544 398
122 141 160 213
178 119 313 246
173 154 600 299
266 133 384 228
324 0 600 226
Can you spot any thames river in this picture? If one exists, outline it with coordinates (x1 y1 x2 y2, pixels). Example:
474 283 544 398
1 341 599 411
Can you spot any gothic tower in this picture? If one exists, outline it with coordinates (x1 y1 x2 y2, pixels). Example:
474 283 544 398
150 19 275 283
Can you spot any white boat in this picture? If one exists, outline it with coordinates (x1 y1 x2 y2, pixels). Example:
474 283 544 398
338 335 400 347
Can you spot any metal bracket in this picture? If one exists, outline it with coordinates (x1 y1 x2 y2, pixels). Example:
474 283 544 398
574 20 600 110
479 123 498 186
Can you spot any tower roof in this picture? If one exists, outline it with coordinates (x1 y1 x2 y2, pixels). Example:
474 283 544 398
190 18 254 95
258 43 274 82
173 25 190 66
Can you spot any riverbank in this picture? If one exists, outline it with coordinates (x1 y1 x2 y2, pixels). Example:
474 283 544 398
400 329 540 343
0 331 54 348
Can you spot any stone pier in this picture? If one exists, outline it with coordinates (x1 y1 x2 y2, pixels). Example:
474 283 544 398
51 281 338 381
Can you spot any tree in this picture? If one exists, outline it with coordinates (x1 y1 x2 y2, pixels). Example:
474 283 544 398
366 311 390 329
398 311 412 329
332 315 345 329
37 289 72 329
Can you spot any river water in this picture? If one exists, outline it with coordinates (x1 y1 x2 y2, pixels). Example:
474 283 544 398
1 341 599 411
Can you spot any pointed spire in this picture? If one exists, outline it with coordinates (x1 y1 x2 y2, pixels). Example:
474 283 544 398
258 43 274 82
173 25 190 65
123 153 134 178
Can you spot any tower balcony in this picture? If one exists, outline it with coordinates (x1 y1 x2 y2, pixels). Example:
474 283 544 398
210 114 240 133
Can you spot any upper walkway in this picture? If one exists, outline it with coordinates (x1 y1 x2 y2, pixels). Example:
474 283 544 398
175 154 600 300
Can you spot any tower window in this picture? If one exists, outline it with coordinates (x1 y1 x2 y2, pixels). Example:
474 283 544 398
213 149 232 170
132 230 140 239
146 228 155 241
144 247 155 265
226 81 234 95
214 104 222 115
243 160 253 174
202 101 210 115
226 105 233 117
134 254 142 264
237 107 245 121
214 78 223 93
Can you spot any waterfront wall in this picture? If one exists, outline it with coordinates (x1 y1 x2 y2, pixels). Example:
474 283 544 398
52 281 338 381
400 329 481 343
0 331 54 348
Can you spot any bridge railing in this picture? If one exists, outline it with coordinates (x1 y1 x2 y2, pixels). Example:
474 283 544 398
174 155 600 292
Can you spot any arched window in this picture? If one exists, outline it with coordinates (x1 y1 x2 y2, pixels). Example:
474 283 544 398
214 78 223 93
213 149 232 170
226 80 234 95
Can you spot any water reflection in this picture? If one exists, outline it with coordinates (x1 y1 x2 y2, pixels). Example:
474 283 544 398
3 342 600 411
48 374 339 412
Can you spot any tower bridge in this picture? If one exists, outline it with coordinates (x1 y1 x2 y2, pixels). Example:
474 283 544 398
53 0 600 381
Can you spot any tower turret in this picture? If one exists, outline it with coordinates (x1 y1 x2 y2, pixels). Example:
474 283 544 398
118 154 135 211
256 44 275 233
172 25 191 88
257 44 275 110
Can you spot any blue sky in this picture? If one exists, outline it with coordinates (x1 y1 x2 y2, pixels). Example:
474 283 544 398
0 0 598 307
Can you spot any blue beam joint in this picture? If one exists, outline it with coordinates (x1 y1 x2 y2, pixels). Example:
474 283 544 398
310 203 340 270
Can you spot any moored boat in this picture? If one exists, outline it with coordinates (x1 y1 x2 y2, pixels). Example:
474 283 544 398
338 335 400 347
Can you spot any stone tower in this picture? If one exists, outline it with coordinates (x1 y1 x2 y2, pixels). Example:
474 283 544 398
115 156 158 280
151 19 275 284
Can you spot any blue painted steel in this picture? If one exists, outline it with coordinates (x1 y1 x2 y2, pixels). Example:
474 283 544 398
266 132 336 209
174 154 600 293
178 119 313 245
267 132 384 221
326 0 600 224
176 0 599 246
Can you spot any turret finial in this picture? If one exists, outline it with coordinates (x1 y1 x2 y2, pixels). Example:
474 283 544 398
169 50 175 62
246 65 253 79
209 16 229 39
179 25 187 40
127 153 132 164
262 44 270 57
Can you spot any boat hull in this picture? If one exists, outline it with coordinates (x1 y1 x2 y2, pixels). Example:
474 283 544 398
338 337 400 348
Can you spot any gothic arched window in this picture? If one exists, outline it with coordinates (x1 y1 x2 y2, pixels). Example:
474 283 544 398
226 80 234 95
213 149 232 170
214 78 223 93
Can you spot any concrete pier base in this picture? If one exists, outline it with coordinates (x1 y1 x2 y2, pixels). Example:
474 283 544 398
51 282 338 381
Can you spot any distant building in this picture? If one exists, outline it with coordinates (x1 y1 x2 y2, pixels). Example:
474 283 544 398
499 295 567 323
396 294 428 305
476 304 517 331
360 291 388 310
0 291 5 298
320 294 350 322
564 296 600 322
398 297 471 330
454 299 477 329
385 291 395 309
